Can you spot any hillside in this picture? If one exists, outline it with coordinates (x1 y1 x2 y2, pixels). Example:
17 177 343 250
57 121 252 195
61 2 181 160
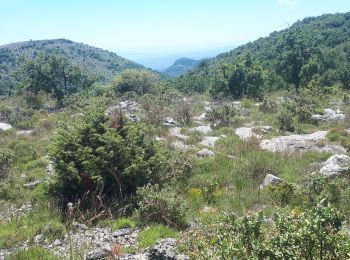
0 39 143 83
174 12 350 96
163 57 202 77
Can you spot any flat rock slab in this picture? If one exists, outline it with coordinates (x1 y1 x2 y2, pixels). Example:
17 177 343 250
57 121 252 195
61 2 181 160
169 127 189 140
199 136 222 147
312 108 345 122
189 125 212 135
260 131 328 154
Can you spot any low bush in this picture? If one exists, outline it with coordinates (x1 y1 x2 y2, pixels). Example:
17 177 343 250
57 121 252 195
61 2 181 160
180 201 350 259
0 149 14 178
134 184 187 229
207 103 241 127
6 247 59 260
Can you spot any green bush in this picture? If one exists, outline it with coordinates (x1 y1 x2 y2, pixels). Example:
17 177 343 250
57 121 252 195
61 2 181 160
259 97 277 113
134 184 187 229
207 103 241 127
180 201 350 259
49 109 175 204
274 106 297 132
0 149 14 178
174 101 193 126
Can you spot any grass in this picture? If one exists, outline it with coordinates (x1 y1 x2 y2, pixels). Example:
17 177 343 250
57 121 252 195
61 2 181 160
5 246 59 260
98 217 136 231
137 224 178 248
0 205 64 248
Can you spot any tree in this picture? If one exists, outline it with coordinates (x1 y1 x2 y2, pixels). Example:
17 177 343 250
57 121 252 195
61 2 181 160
110 68 158 95
49 109 174 202
14 52 95 102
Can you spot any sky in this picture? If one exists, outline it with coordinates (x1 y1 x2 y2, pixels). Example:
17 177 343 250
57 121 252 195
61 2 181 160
1 0 350 70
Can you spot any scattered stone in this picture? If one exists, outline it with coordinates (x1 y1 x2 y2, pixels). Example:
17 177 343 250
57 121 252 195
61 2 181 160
154 136 166 142
86 248 109 260
163 117 178 127
260 131 328 154
199 136 221 147
260 174 283 189
189 125 212 135
0 122 12 132
193 113 206 122
148 238 177 260
319 144 347 154
169 127 188 140
171 141 191 150
23 180 43 190
112 228 134 238
312 108 345 122
16 130 33 135
197 148 215 157
106 101 141 122
71 113 84 118
320 154 350 177
204 106 212 113
235 127 260 140
260 126 272 133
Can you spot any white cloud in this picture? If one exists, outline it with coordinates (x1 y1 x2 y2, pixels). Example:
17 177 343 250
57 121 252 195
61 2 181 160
276 0 298 8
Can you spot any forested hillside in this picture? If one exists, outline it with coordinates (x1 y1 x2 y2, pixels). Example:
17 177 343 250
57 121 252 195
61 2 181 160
163 58 202 77
174 12 350 98
0 39 143 90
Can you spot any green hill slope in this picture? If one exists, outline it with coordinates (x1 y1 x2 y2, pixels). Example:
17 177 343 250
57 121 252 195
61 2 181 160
0 39 143 84
173 12 350 97
163 57 202 77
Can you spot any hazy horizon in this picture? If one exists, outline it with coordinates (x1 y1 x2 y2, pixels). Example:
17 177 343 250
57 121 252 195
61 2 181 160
1 0 350 69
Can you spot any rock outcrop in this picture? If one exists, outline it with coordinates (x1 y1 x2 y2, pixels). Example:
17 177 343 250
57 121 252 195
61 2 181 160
320 154 350 177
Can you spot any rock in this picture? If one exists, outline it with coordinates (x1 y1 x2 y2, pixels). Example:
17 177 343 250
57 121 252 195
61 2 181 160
204 106 211 113
46 161 55 174
171 141 191 150
320 154 350 177
169 127 188 140
154 136 166 142
260 131 328 154
189 125 212 135
320 144 347 154
312 108 345 122
106 101 141 122
0 122 12 132
232 101 241 108
86 248 109 260
71 113 84 118
148 238 177 260
260 126 272 133
260 174 283 189
199 136 221 147
163 117 178 127
235 127 260 140
120 254 148 260
192 113 206 122
23 180 42 190
197 148 215 158
16 130 33 135
112 228 134 238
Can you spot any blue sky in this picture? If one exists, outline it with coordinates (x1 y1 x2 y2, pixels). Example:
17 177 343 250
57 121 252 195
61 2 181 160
1 0 350 69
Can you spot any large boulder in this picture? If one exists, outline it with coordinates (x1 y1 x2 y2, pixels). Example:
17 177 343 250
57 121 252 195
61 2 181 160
260 174 283 189
320 154 350 177
312 108 345 122
0 123 12 132
235 127 260 140
106 101 141 122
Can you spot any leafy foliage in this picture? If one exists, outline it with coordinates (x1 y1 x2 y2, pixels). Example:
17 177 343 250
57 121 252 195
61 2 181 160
180 201 350 259
14 52 95 102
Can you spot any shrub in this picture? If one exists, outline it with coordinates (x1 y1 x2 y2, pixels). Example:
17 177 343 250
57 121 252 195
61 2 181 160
207 103 241 127
50 109 177 205
174 101 193 126
180 201 350 259
259 97 277 113
134 184 187 229
274 106 297 132
0 149 14 178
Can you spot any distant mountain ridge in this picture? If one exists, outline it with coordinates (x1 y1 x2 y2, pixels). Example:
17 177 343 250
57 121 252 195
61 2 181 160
163 57 204 77
0 39 143 83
